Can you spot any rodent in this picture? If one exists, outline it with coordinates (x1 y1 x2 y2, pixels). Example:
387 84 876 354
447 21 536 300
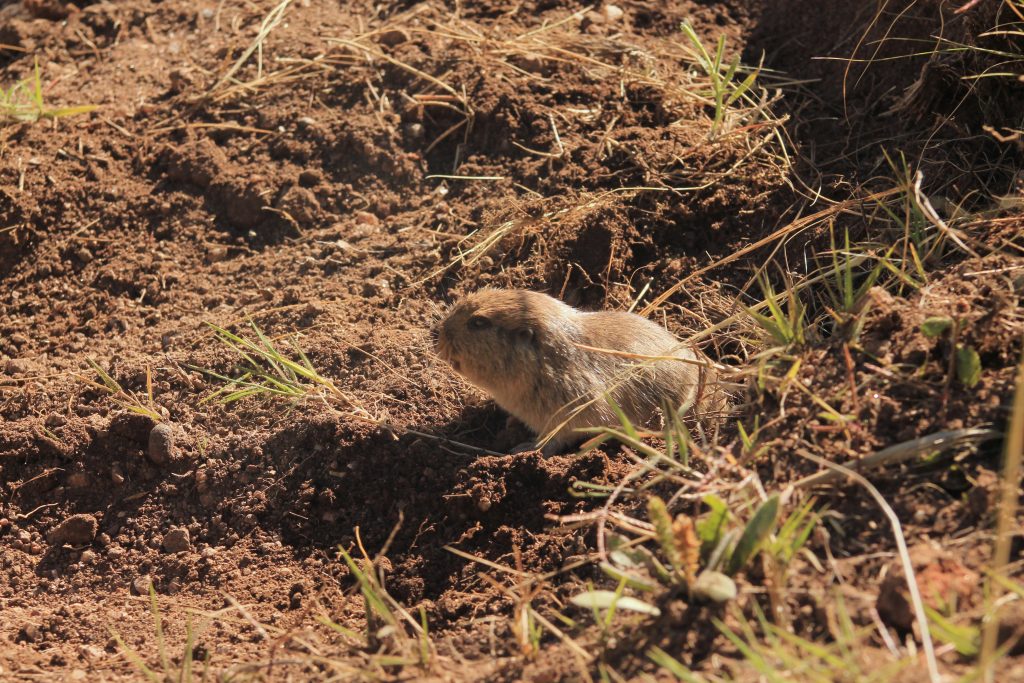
432 288 722 455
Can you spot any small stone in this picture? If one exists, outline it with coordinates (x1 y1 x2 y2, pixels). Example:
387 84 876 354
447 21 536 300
162 527 191 554
4 357 42 376
19 624 41 643
132 575 153 595
206 245 229 263
47 514 98 546
602 4 624 22
148 423 178 465
298 169 322 187
75 247 94 263
66 472 90 489
377 28 410 47
512 54 546 74
355 210 379 227
79 550 97 564
276 186 320 226
45 413 67 427
79 645 104 660
403 122 424 140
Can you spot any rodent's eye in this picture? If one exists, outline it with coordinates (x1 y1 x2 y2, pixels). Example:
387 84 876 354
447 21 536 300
468 315 491 330
515 328 535 345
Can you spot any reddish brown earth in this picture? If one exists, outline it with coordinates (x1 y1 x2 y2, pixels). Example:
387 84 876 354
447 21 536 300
1 0 1022 680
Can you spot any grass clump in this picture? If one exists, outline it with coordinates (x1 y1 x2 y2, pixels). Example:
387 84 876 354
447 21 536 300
1 58 97 125
82 360 164 422
198 320 356 409
111 584 212 683
679 20 763 138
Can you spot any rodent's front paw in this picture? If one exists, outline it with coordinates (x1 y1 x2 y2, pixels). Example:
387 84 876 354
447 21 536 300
540 441 564 457
511 441 540 455
511 440 565 457
512 440 569 456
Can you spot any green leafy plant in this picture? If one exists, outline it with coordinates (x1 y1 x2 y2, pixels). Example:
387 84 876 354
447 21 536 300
919 316 983 387
592 492 788 609
679 21 763 137
817 227 894 341
748 273 808 347
956 345 982 388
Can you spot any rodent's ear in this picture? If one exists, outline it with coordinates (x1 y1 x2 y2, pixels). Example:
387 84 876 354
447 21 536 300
514 327 535 345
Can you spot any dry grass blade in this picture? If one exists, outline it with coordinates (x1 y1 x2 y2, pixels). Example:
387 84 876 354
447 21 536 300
206 0 295 98
979 346 1024 680
791 427 1002 489
640 187 902 317
80 359 163 422
198 321 355 408
793 448 941 683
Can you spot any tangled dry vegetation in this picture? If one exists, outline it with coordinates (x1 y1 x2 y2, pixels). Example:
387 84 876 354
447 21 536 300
1 0 1023 681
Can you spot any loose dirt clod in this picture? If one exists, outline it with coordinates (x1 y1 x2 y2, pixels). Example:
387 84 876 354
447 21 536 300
147 423 178 465
161 528 191 554
46 514 98 547
130 576 153 596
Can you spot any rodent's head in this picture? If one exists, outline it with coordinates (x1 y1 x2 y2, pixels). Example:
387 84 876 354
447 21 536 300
432 289 577 393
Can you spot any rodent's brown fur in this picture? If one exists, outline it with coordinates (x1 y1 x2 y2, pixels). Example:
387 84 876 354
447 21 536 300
433 289 722 454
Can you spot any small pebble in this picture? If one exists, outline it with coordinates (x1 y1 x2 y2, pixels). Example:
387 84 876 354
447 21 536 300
377 28 410 47
206 246 229 263
148 423 178 465
19 624 41 643
404 122 424 140
355 210 380 227
162 527 192 554
603 4 624 22
131 575 153 596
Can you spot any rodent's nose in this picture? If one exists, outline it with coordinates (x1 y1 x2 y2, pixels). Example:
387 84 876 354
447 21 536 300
429 321 440 346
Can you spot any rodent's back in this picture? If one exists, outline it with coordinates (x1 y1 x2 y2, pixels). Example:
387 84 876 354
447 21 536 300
575 310 709 427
